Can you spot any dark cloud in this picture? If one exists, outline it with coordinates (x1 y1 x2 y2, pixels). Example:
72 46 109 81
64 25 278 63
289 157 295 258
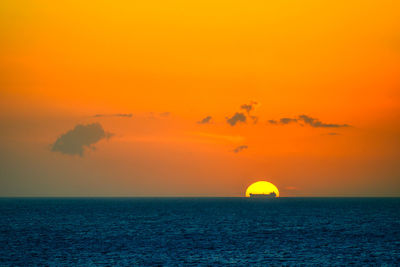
221 101 259 126
268 115 349 128
233 145 248 153
298 115 349 128
280 118 297 124
240 101 258 114
267 118 297 125
197 116 212 124
51 123 113 156
93 113 132 118
226 112 246 126
239 101 259 124
240 104 253 113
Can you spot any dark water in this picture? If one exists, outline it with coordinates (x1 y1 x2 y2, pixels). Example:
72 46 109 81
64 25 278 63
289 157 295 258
1 198 399 266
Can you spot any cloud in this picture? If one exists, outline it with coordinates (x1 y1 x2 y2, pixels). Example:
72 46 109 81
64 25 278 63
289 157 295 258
93 113 132 118
226 112 246 126
197 116 212 124
240 104 253 113
221 101 260 126
267 117 298 125
51 123 113 156
233 145 248 153
240 101 258 113
280 118 297 124
268 115 349 128
241 101 259 124
298 115 349 128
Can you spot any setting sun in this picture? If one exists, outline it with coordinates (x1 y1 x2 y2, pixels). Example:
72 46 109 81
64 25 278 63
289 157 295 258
245 181 280 197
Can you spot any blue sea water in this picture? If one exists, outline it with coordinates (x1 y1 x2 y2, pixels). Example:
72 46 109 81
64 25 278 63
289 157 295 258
0 198 399 266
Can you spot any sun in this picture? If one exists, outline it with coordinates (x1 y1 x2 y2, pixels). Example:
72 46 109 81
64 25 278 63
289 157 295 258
245 181 280 197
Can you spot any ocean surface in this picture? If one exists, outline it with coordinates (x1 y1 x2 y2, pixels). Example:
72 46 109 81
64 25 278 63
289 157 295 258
0 198 399 266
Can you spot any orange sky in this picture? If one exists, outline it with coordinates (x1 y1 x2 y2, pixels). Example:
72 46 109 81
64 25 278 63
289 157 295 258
1 0 399 196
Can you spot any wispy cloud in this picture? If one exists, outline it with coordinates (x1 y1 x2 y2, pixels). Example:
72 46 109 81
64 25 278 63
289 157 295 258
233 145 248 153
240 101 258 113
298 115 349 128
226 112 246 126
241 101 259 124
280 118 297 124
197 116 212 124
51 123 113 156
268 115 349 128
93 113 132 118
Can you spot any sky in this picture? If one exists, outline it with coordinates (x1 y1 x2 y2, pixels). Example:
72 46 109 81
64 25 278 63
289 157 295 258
1 0 399 197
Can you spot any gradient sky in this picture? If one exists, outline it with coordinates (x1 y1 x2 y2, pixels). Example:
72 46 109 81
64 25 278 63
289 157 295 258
1 0 399 196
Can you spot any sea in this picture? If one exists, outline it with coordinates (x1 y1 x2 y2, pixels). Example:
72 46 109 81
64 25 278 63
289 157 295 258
0 198 399 266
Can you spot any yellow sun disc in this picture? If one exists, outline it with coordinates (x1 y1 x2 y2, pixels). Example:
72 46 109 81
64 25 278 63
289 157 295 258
245 181 280 197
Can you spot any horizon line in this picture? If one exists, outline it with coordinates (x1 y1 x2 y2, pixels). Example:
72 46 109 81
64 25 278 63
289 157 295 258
1 195 399 198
